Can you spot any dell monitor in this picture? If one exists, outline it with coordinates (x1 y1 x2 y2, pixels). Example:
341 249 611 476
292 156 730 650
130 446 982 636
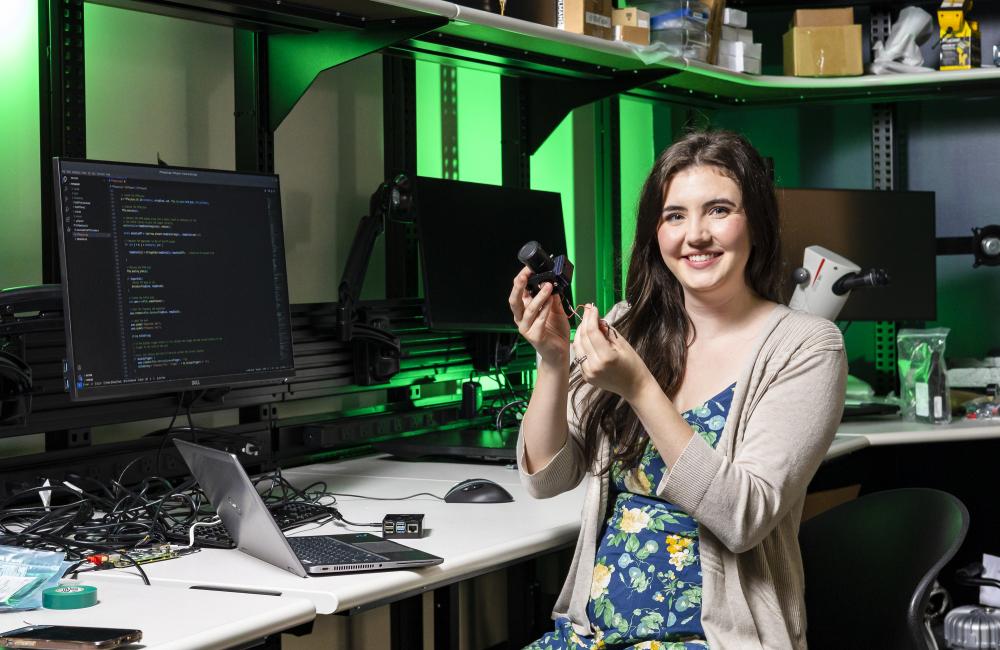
55 159 295 401
413 177 570 332
777 187 937 322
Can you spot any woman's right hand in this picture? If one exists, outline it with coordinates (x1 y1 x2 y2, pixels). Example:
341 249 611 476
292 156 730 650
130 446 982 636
509 266 570 365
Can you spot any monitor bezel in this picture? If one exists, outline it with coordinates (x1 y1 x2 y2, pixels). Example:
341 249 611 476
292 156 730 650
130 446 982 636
54 157 296 402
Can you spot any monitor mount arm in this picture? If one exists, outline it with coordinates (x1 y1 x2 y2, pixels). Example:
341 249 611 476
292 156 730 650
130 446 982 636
937 225 1000 267
335 174 413 385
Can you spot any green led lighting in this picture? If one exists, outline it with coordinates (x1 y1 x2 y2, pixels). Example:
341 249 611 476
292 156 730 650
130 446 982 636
267 18 446 131
530 115 576 299
619 97 655 285
0 0 41 289
456 68 501 185
416 61 443 178
0 0 32 61
713 107 802 187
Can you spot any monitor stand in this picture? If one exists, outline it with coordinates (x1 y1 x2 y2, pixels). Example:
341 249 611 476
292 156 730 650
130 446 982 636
466 332 518 372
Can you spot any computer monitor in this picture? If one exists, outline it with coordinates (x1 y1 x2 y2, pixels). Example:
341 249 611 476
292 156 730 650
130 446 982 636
413 177 569 332
777 187 937 322
54 159 295 401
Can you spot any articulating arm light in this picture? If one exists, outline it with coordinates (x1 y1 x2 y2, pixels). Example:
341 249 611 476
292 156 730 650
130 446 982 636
335 175 413 386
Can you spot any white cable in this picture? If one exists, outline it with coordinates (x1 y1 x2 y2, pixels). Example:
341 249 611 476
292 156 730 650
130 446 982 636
187 517 221 547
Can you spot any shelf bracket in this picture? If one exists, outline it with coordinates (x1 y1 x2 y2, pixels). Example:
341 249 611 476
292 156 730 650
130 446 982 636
520 69 675 155
268 16 449 131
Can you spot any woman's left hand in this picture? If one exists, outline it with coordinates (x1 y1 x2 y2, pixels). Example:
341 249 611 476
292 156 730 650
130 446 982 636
572 304 654 402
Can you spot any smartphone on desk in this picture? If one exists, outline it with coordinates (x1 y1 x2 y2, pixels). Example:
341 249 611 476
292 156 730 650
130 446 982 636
0 625 142 649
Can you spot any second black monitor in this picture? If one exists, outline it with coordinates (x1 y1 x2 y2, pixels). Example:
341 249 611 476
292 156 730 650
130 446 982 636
414 177 569 332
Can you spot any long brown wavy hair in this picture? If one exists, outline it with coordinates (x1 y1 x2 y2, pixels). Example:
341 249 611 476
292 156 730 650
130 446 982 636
571 129 783 475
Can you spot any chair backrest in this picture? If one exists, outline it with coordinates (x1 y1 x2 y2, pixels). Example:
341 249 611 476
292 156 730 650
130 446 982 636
799 488 969 650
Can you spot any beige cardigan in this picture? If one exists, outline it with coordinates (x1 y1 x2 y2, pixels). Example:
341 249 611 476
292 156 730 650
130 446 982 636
517 304 847 649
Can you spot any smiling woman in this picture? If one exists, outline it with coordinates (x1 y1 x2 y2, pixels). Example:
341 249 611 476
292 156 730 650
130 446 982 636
658 167 753 299
512 130 847 650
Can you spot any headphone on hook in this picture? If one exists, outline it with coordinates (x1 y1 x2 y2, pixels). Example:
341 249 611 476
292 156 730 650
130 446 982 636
0 345 32 426
0 284 59 427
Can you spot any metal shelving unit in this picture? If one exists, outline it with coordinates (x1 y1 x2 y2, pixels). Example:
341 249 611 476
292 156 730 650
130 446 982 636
25 0 991 645
35 0 992 440
31 0 991 449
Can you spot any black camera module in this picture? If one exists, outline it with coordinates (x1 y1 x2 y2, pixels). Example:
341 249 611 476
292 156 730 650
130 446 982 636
517 241 574 317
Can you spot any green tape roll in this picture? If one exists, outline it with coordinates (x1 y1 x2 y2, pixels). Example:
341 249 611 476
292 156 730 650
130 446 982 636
42 584 98 609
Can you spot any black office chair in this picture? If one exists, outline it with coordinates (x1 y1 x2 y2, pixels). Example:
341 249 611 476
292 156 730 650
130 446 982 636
800 488 969 650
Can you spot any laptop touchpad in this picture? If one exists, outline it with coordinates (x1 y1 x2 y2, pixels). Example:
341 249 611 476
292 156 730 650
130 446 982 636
355 541 414 555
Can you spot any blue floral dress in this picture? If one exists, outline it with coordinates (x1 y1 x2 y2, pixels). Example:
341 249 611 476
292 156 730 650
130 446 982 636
525 383 735 650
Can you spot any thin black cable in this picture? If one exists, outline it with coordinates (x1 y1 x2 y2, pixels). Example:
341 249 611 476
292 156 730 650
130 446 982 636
495 398 527 431
0 458 434 563
327 491 444 501
117 551 151 586
336 515 382 528
493 337 516 402
319 506 380 528
154 391 187 475
493 334 527 402
0 474 204 571
166 390 186 432
185 390 207 442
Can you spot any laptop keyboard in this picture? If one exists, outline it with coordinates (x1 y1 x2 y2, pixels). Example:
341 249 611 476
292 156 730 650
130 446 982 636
165 501 331 549
287 536 389 566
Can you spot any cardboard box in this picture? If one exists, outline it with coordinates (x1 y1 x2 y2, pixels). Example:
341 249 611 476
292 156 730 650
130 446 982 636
613 7 649 45
561 0 614 39
722 7 747 28
615 24 651 45
505 0 613 40
783 24 863 76
504 3 557 26
613 7 649 28
792 7 854 27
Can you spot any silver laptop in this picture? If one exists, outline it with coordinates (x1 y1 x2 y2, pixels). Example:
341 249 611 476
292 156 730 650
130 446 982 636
174 439 443 577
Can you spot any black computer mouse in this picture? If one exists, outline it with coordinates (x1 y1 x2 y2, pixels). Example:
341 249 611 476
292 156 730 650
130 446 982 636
444 478 514 504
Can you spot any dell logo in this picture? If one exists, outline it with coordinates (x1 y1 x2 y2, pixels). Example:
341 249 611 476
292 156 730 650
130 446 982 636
191 380 201 386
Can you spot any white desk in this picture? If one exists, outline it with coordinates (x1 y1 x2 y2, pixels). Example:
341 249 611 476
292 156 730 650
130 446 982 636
80 439 873 618
84 458 585 615
827 434 870 460
60 430 919 650
0 580 314 650
837 418 1000 446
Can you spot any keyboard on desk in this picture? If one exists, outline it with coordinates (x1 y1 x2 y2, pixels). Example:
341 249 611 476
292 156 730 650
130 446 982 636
165 501 331 549
287 536 388 566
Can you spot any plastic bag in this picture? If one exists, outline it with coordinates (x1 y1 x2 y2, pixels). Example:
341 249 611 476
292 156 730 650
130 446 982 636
897 328 951 423
871 6 934 74
0 546 71 612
